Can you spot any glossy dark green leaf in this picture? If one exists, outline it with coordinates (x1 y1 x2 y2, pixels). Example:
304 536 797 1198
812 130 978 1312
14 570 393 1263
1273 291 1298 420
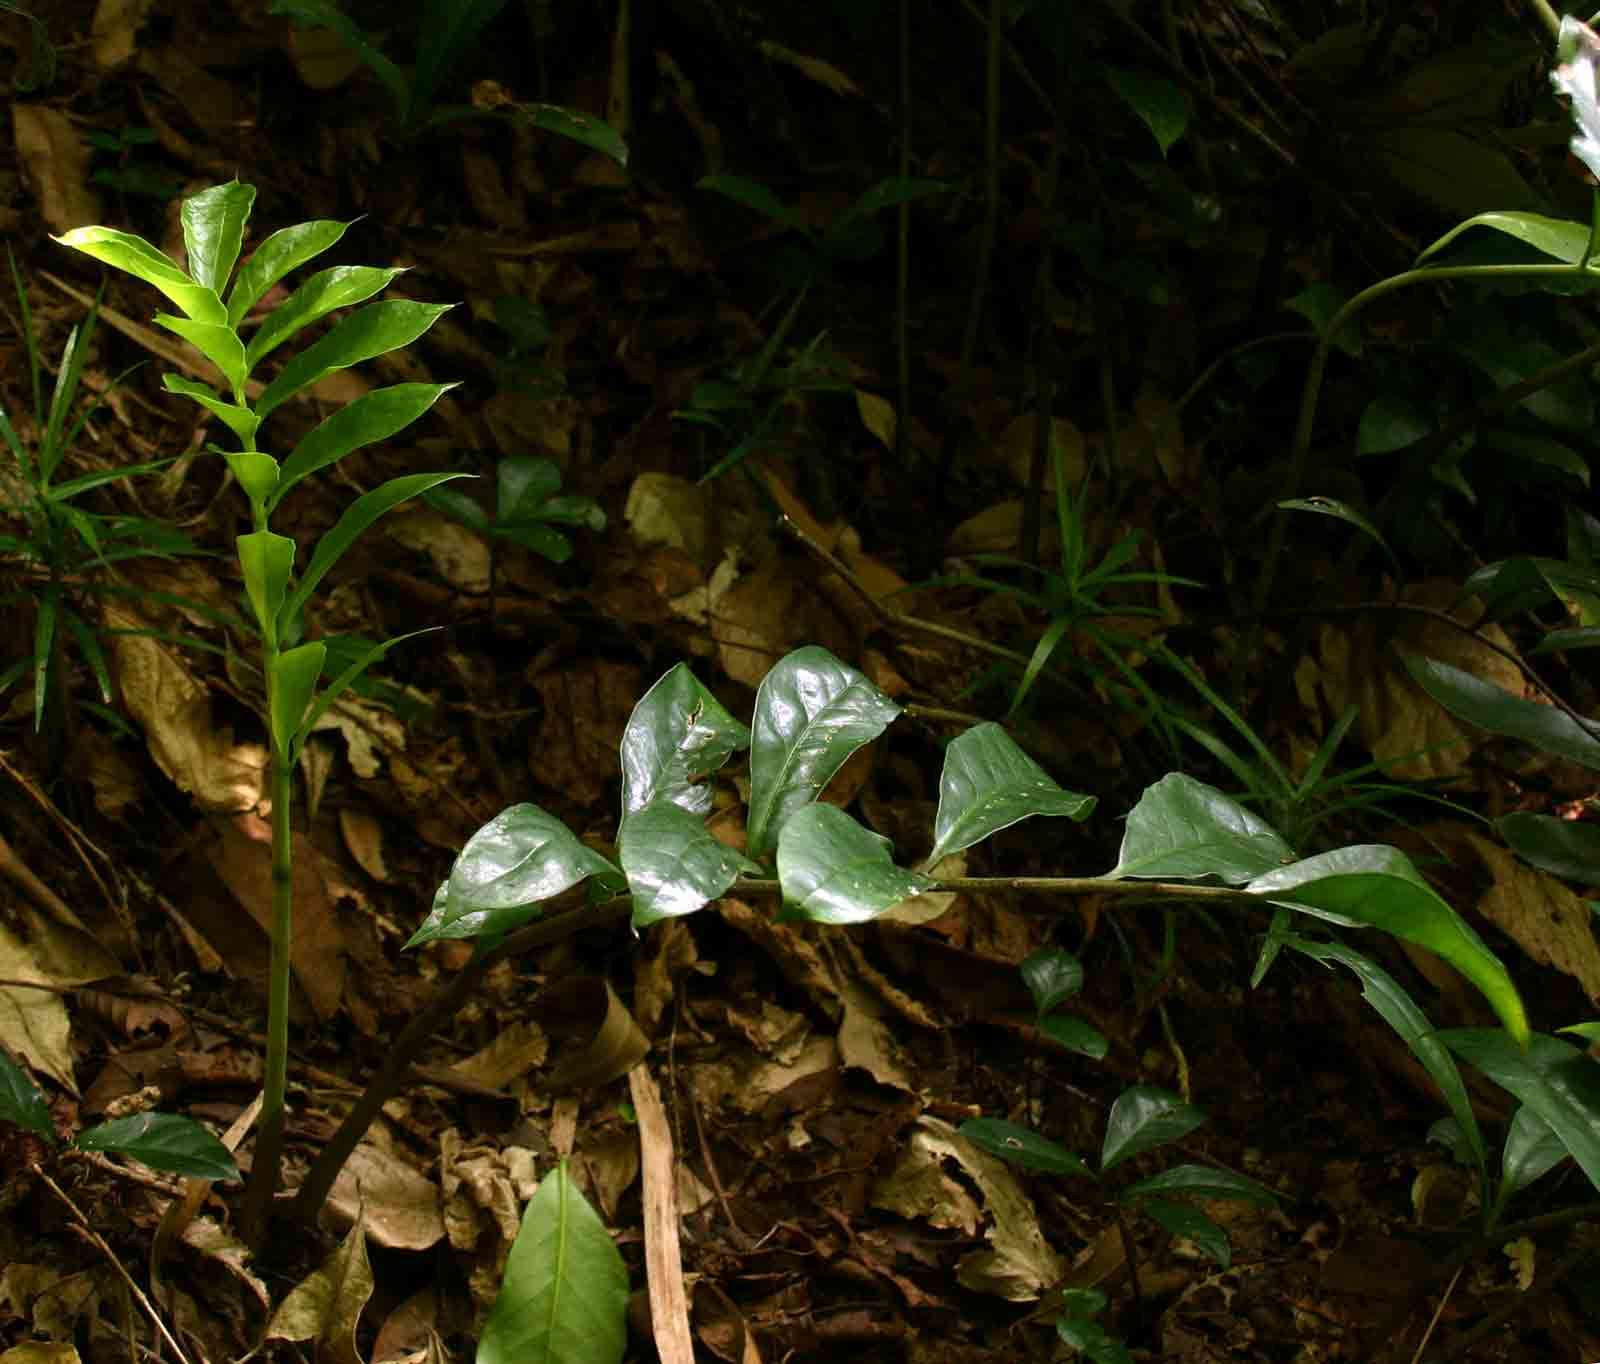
1020 946 1083 1016
247 264 405 368
271 383 457 511
1417 210 1591 267
163 374 261 445
497 455 562 522
0 1050 53 1139
278 472 471 634
697 175 803 231
776 803 933 925
1402 653 1600 770
618 663 750 819
1110 773 1293 883
1120 1163 1279 1207
153 314 247 394
1441 1030 1600 1194
1107 67 1189 156
1101 1087 1206 1173
927 723 1095 863
1250 846 1527 1045
236 530 296 643
958 1118 1092 1178
1531 627 1600 655
747 646 901 858
1496 812 1600 885
620 802 761 928
53 226 225 324
1039 1015 1109 1059
227 218 352 324
477 1160 629 1364
1285 935 1486 1182
180 181 254 294
1501 1104 1569 1199
522 104 628 166
1056 1314 1133 1364
255 300 454 418
76 1112 238 1180
270 642 325 758
1139 1199 1231 1267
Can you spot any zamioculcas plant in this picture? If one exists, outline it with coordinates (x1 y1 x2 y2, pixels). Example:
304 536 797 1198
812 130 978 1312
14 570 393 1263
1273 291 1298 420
55 181 466 1246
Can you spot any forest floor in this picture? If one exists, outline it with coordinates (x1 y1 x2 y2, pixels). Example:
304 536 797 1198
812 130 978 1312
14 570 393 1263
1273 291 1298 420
1 4 1598 1364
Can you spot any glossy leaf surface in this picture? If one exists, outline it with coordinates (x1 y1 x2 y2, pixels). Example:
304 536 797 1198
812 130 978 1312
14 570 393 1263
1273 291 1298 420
1496 811 1600 884
1441 1030 1600 1195
1250 846 1528 1044
958 1118 1093 1178
227 218 352 324
247 264 406 368
619 663 749 819
163 375 261 445
76 1112 238 1180
1501 1104 1569 1199
477 1161 628 1364
1020 946 1083 1017
1101 1087 1206 1173
620 802 761 928
928 723 1095 864
776 803 932 925
154 314 247 393
180 180 254 294
0 1050 53 1139
1403 653 1600 770
53 226 225 324
1110 773 1293 883
255 300 453 417
270 642 326 757
747 646 901 858
1120 1163 1278 1207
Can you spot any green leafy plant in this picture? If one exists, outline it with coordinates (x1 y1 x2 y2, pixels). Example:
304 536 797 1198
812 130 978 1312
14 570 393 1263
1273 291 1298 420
0 1048 237 1181
86 125 182 201
0 250 206 744
269 0 626 158
425 453 604 565
55 180 467 1245
476 1159 629 1364
269 643 1547 1345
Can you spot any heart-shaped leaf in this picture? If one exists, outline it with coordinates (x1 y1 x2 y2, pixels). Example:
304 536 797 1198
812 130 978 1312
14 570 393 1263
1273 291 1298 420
747 647 901 858
1110 773 1293 883
436 804 621 925
927 723 1096 864
776 803 932 925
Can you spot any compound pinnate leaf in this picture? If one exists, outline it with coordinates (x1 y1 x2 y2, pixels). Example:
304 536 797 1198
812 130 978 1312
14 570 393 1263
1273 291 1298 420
620 802 761 928
776 803 932 925
440 804 620 920
1110 773 1293 883
53 226 226 324
928 723 1095 864
1441 1030 1600 1195
1248 846 1528 1045
0 1050 53 1139
76 1112 238 1180
1120 1163 1278 1208
227 218 353 324
1020 946 1083 1017
619 664 749 819
180 180 254 295
255 300 453 418
1100 1087 1206 1173
747 646 901 858
959 1118 1092 1178
477 1160 629 1364
1403 653 1600 771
